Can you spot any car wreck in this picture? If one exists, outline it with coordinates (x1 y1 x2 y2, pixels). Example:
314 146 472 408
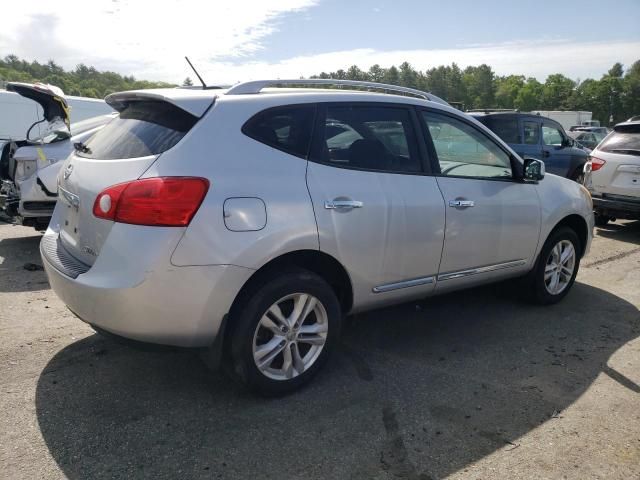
0 82 114 229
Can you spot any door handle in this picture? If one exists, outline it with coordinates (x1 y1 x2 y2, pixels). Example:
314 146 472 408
543 150 550 158
448 200 475 208
324 200 364 209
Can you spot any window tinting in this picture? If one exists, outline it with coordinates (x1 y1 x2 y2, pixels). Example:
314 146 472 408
313 106 421 173
423 111 512 179
77 101 197 160
243 105 315 157
523 121 540 145
484 117 520 144
599 131 640 155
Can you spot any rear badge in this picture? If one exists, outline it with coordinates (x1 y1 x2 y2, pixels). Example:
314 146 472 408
63 164 74 179
82 245 98 257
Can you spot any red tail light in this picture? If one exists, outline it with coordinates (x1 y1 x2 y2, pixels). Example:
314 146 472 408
93 177 209 226
589 157 606 172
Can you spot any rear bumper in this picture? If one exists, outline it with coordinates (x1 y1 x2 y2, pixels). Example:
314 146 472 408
41 228 253 348
592 195 640 219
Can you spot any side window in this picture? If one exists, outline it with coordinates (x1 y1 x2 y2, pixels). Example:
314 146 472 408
242 105 315 158
523 121 540 145
542 124 565 146
422 111 512 179
486 117 520 144
313 105 421 173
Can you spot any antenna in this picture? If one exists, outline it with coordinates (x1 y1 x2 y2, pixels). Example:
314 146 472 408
185 56 207 89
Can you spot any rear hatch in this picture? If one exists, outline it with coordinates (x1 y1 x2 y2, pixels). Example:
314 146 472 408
591 122 640 198
7 82 70 139
55 90 214 266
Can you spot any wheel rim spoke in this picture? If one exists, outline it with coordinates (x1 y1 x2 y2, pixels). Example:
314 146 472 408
254 337 286 369
259 315 284 335
291 343 305 375
282 344 294 379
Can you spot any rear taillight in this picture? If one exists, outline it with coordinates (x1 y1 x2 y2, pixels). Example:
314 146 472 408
589 156 606 171
93 177 209 226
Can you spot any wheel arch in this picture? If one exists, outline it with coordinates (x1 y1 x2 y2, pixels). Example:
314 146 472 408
551 214 589 258
215 250 353 364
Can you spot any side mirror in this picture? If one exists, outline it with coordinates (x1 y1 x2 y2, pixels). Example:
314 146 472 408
523 157 545 182
561 138 573 148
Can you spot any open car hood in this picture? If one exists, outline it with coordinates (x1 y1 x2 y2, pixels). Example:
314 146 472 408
6 82 70 128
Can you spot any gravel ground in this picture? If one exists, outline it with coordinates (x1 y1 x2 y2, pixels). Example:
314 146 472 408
0 219 638 480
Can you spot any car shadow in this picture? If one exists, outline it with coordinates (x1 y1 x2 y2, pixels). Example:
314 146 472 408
596 220 640 245
35 282 639 479
0 232 50 292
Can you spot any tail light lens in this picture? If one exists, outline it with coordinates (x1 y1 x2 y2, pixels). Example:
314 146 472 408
589 156 606 171
93 177 209 226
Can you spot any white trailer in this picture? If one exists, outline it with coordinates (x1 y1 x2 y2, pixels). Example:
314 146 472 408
531 110 596 131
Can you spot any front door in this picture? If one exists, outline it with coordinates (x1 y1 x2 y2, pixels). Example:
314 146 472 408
541 120 572 177
420 109 541 292
306 103 446 310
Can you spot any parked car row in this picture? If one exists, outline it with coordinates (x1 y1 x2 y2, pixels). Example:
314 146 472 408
38 79 594 394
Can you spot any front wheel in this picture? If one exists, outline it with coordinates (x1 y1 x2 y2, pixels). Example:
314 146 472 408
528 227 581 305
228 269 341 396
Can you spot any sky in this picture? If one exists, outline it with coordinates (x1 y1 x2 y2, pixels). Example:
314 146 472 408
1 0 639 85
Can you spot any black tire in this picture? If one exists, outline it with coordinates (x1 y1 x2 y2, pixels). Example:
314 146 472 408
228 268 341 396
594 214 610 227
527 227 581 305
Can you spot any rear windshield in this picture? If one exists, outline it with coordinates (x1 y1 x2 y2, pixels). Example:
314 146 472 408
77 100 198 160
599 131 640 156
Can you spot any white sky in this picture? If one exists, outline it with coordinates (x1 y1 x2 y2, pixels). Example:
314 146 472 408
1 0 638 85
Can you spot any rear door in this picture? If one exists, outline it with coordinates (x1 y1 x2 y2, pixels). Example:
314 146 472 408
306 103 445 309
419 109 540 292
520 118 544 160
55 98 206 265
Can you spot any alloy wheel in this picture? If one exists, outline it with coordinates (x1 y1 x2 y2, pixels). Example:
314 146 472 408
252 293 328 381
544 240 576 295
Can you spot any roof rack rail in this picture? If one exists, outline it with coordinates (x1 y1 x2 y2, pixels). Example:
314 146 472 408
225 79 449 106
467 108 519 113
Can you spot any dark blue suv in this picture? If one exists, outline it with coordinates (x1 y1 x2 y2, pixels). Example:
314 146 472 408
470 112 588 181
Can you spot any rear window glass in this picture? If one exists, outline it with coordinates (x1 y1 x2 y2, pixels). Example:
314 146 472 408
599 131 640 155
242 105 316 158
482 117 520 144
77 101 198 160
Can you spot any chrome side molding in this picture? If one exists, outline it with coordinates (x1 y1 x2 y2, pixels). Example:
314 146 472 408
372 275 435 293
437 259 526 281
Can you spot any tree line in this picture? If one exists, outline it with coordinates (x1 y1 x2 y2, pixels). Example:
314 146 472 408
0 55 173 99
312 60 640 125
1 54 638 125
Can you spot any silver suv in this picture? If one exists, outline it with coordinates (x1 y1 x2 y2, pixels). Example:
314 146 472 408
41 80 594 395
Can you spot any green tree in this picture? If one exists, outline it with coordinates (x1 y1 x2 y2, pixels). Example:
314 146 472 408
183 77 194 86
514 78 544 111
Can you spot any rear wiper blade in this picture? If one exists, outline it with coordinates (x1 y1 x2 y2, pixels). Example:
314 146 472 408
73 142 92 154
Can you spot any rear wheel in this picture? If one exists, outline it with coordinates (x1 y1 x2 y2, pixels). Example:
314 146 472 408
528 227 580 305
228 269 341 395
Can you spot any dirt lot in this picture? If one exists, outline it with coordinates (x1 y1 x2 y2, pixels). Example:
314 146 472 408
0 219 639 480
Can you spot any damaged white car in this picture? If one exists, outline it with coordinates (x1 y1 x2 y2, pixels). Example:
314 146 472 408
1 83 115 229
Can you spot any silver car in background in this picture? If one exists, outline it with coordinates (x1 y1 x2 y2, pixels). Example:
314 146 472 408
41 80 594 395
